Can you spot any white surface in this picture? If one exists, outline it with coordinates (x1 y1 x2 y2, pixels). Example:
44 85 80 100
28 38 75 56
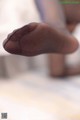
0 72 80 120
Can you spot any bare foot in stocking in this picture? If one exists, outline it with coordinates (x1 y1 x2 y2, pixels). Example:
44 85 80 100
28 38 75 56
3 22 78 56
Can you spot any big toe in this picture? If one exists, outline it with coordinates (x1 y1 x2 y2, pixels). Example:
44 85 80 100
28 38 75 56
3 40 21 55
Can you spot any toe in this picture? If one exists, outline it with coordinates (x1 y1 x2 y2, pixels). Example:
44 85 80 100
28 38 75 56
3 22 39 54
3 40 21 55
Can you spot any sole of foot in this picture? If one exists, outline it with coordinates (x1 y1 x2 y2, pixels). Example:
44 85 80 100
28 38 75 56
3 22 79 57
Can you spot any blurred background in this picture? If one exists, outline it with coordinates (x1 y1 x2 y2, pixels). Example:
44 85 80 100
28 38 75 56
0 0 80 120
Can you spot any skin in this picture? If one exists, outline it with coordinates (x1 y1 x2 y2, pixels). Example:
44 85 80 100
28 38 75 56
63 4 80 24
49 4 80 77
48 23 78 77
3 0 80 77
3 0 79 56
3 22 78 56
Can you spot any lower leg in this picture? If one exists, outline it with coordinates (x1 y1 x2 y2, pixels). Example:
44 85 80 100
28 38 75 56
48 54 65 77
48 23 78 77
64 24 80 76
35 0 69 33
63 4 80 24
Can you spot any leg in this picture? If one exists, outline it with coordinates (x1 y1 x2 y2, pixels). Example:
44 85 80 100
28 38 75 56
63 4 80 24
48 3 80 77
35 0 66 29
65 24 80 76
63 4 80 76
48 54 65 77
48 23 77 77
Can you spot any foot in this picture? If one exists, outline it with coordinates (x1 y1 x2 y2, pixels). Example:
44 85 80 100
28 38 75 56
3 22 78 56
